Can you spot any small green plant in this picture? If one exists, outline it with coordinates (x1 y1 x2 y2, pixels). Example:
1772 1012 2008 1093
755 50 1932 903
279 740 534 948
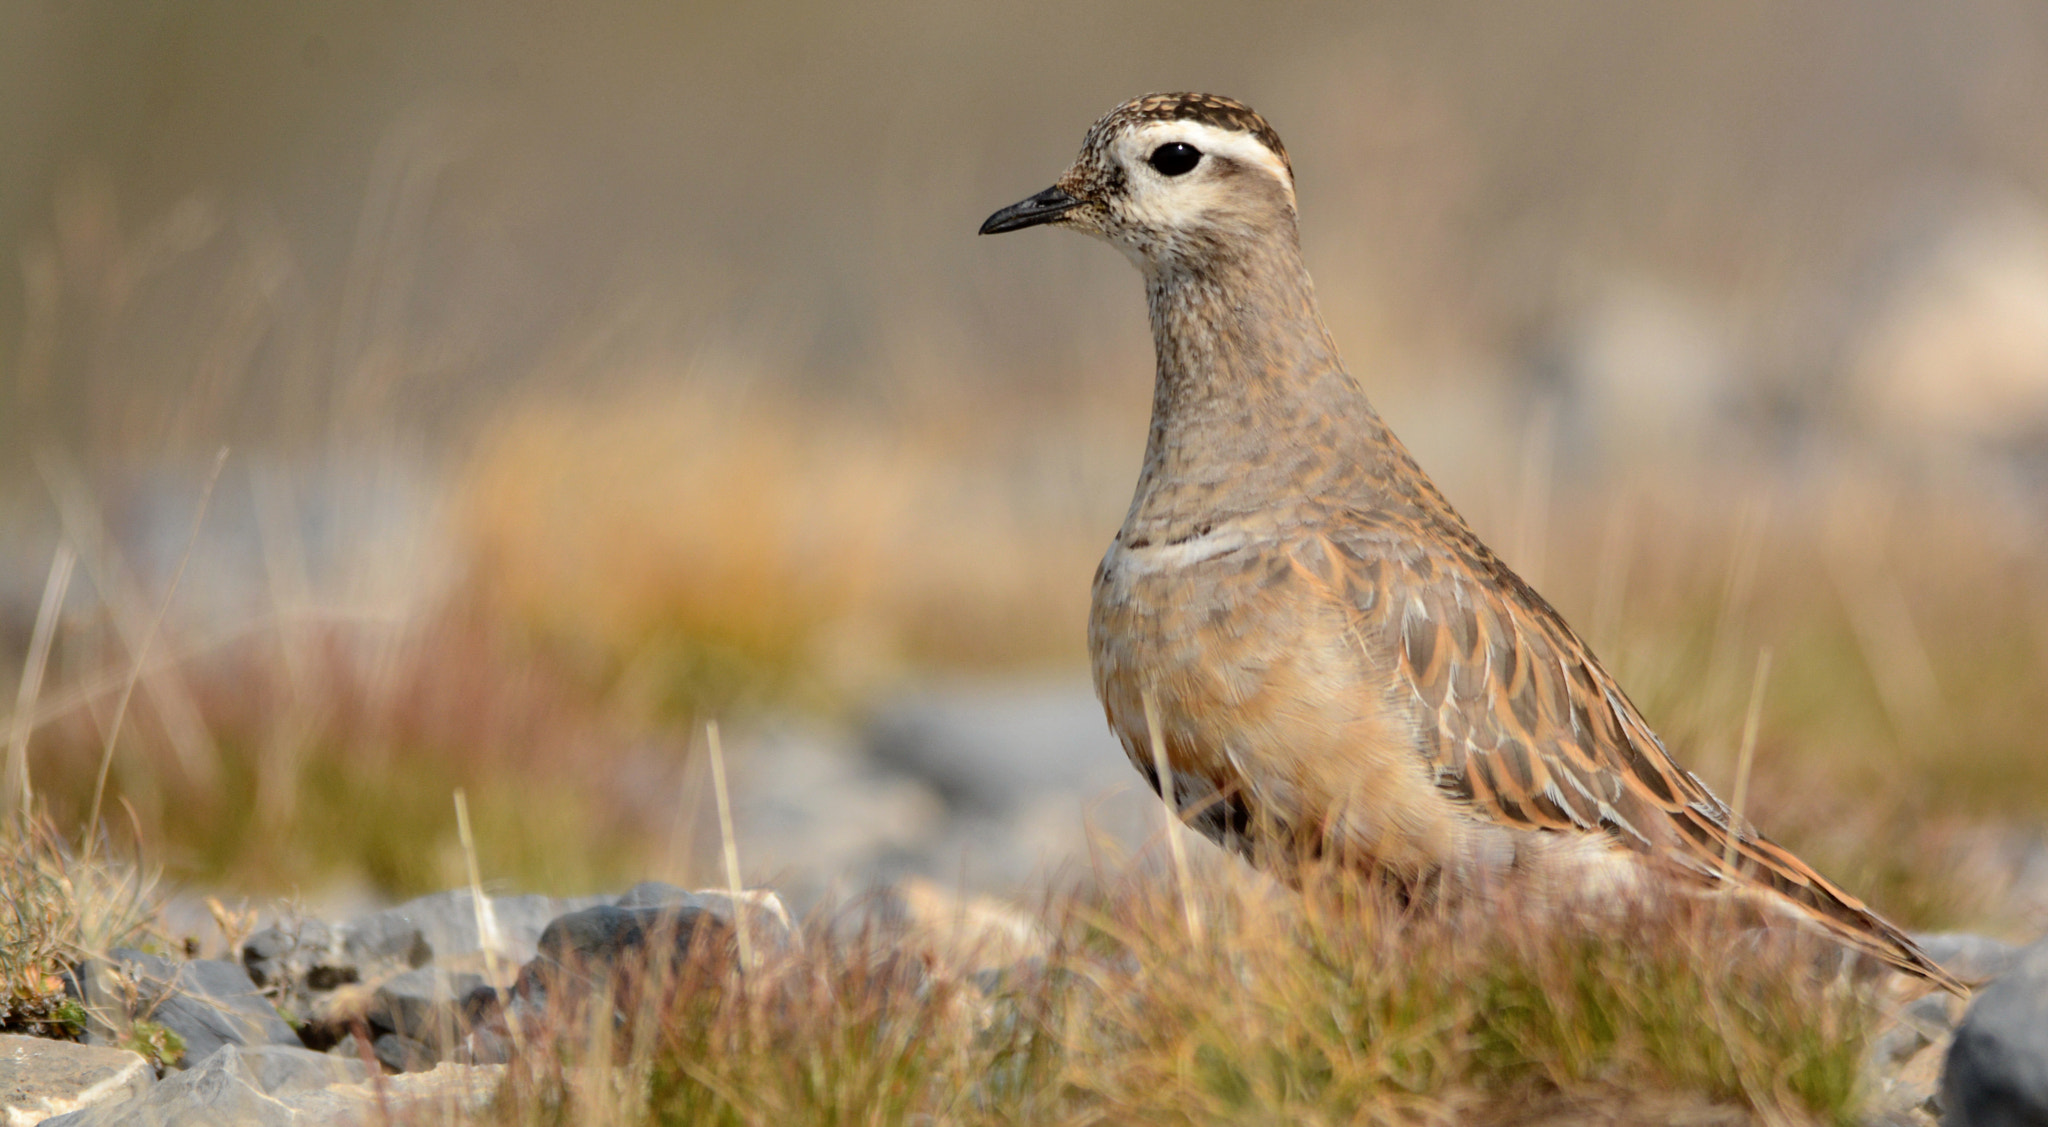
123 1019 186 1070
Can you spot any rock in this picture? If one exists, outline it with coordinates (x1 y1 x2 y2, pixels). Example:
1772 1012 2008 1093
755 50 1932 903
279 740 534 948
475 889 794 1053
242 890 610 1048
0 1034 154 1125
367 966 485 1047
371 1032 436 1074
37 1044 291 1126
614 880 698 910
242 918 347 993
34 1047 499 1126
550 890 794 970
1869 991 1957 1074
73 949 301 1066
234 1044 368 1096
455 998 515 1067
524 904 726 995
855 682 1166 890
1941 935 2048 1127
1912 932 2021 986
865 680 1130 815
337 889 611 972
327 1033 372 1069
1883 1040 1949 1123
278 1061 503 1125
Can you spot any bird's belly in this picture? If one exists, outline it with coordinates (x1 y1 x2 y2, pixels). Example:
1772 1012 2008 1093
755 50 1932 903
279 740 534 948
1088 536 1472 877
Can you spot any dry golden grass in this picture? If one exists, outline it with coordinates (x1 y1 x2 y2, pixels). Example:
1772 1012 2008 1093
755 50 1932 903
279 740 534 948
455 379 1127 712
480 858 1878 1127
0 815 157 1039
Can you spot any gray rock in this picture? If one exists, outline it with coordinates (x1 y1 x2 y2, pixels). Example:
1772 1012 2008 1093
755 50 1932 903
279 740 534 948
457 1020 515 1067
33 1043 482 1126
239 889 613 1043
341 890 610 969
75 949 301 1066
527 904 730 987
234 1043 369 1096
39 1044 291 1127
1864 1037 1947 1126
503 890 794 1035
858 682 1171 890
242 918 348 992
865 680 1130 814
279 1061 503 1124
1869 991 1958 1071
1942 935 2048 1127
615 880 695 910
368 965 485 1047
372 1032 436 1074
0 1034 154 1125
1912 932 2021 985
327 1033 373 1068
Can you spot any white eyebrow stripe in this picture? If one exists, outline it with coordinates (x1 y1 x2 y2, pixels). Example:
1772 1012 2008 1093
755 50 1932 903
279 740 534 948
1121 120 1293 187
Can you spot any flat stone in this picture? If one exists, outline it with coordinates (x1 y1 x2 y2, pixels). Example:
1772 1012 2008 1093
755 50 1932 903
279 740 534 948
0 1034 153 1126
75 950 300 1066
279 1062 503 1125
235 1044 368 1097
1942 935 2048 1127
37 1045 292 1126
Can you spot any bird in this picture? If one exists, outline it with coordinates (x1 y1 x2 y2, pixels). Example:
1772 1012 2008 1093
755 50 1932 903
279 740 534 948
979 91 1966 995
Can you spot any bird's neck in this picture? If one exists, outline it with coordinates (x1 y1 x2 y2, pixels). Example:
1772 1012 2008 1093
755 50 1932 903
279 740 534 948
1128 237 1399 533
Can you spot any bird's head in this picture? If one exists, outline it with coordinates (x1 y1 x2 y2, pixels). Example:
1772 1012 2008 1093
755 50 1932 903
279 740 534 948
979 92 1297 277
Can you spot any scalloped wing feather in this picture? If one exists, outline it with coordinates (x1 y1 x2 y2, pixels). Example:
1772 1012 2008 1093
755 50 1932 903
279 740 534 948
1315 517 1968 996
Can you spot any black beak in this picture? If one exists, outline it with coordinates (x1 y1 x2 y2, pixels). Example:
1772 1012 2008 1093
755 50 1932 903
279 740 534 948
979 185 1083 235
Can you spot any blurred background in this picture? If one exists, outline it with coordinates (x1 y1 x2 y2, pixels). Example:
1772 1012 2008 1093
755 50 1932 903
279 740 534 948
4 0 2047 933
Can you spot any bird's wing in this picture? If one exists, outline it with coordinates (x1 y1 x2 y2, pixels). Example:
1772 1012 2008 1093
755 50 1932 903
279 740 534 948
1307 513 1966 994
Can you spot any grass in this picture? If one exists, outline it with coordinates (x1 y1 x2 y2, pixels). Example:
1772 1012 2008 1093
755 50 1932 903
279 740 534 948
0 815 158 1040
482 859 1877 1127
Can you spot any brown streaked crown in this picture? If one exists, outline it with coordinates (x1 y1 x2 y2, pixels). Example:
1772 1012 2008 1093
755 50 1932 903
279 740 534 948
1084 92 1292 178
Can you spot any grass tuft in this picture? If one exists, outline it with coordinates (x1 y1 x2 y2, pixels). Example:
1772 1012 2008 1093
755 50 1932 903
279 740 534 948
483 860 1876 1127
0 815 159 1039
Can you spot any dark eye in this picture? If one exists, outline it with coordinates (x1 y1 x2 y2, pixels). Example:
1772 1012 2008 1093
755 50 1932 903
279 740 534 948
1147 142 1202 177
